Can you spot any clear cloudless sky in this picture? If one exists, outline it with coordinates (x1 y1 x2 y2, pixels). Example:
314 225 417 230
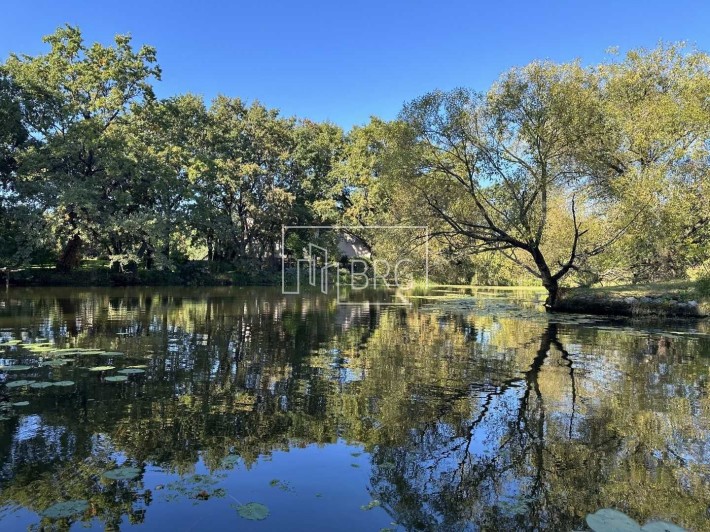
1 1 709 128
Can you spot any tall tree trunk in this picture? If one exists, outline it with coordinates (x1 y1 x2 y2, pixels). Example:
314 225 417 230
57 234 83 273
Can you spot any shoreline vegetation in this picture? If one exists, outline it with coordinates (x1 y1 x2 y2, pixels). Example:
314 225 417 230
5 264 709 319
5 262 281 287
1 27 709 313
556 281 709 318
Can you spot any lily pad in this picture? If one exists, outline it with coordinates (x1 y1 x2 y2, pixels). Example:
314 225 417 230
586 509 642 532
118 368 145 375
361 499 381 511
53 380 75 387
24 345 54 352
100 351 124 357
1 365 33 372
5 379 33 388
76 349 105 355
105 375 128 383
221 454 240 467
89 366 115 372
2 340 22 346
103 466 142 481
127 365 148 369
12 401 29 406
30 381 54 389
236 502 269 521
41 500 89 519
42 359 69 367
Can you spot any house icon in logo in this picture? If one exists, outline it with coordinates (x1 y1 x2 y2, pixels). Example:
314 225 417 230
282 225 429 305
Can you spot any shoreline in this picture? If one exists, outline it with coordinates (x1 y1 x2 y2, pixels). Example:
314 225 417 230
5 271 710 320
555 282 709 319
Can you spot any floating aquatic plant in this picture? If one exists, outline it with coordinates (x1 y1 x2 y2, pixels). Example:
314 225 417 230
5 380 33 388
585 509 686 532
360 499 381 511
103 466 142 481
76 349 105 355
221 454 239 468
24 345 55 353
29 382 53 389
1 365 32 372
269 479 293 492
89 366 115 372
42 359 69 367
41 500 89 519
235 502 269 521
118 368 144 375
53 380 74 387
161 473 227 502
12 401 29 406
100 351 125 357
105 375 128 383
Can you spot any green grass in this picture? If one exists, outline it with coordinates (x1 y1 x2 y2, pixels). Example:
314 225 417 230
567 280 704 301
554 280 710 318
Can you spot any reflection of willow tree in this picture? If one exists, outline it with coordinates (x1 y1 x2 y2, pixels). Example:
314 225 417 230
1 290 710 529
338 311 710 531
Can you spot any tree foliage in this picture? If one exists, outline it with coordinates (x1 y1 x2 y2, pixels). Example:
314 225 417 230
0 28 707 292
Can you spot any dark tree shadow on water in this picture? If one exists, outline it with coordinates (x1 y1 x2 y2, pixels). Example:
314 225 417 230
365 323 617 532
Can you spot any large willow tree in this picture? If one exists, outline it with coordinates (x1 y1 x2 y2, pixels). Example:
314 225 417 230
397 45 710 307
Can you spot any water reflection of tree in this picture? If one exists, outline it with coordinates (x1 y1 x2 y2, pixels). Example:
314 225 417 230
1 290 710 529
358 315 710 531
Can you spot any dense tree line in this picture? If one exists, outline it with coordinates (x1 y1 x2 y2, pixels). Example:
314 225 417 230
1 26 709 305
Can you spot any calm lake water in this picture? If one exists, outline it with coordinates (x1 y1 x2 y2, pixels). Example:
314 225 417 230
0 286 709 531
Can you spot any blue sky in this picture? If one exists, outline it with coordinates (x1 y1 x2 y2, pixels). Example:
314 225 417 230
2 1 709 128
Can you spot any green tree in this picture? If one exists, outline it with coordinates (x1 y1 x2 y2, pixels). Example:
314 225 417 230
588 44 710 282
117 95 209 269
5 25 160 271
192 97 294 264
398 63 614 307
395 45 710 303
0 70 45 285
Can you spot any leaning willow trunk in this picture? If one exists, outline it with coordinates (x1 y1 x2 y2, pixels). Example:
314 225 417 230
542 277 559 311
529 247 559 311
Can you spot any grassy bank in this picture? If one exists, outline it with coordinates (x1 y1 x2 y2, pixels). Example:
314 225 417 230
556 281 710 318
